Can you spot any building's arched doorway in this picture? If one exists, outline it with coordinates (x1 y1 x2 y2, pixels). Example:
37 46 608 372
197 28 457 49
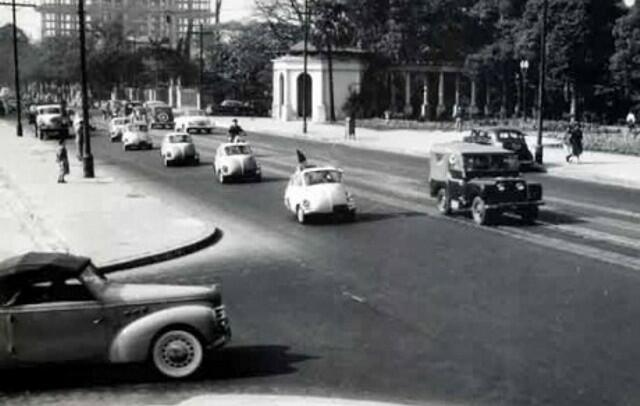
297 73 312 118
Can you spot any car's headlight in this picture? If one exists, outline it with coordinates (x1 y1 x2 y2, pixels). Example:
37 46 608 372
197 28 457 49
302 199 311 209
222 165 229 173
497 183 506 192
516 182 526 191
346 191 354 201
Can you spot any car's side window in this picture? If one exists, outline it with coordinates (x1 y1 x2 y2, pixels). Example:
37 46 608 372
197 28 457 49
12 279 95 306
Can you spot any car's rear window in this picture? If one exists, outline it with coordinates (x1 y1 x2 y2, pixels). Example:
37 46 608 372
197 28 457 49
169 134 192 143
225 145 252 155
304 170 342 186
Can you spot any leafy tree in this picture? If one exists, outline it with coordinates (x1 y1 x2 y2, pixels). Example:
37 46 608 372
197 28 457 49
0 24 36 91
610 3 640 112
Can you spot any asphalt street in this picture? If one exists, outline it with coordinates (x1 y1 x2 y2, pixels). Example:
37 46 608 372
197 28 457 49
2 123 640 406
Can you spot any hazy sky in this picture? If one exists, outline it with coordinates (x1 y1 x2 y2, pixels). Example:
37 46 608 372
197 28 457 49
0 0 255 40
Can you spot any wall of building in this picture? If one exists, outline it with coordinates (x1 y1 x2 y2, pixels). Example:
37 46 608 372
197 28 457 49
272 55 365 123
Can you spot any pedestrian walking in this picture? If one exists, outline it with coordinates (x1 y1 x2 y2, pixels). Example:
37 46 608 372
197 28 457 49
56 139 69 183
564 120 583 163
453 104 465 132
626 110 636 135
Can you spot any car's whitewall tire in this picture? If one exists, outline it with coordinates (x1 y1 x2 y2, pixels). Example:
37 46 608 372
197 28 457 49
151 329 203 379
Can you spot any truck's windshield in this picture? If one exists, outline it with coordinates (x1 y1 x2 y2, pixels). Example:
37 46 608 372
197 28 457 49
463 154 519 172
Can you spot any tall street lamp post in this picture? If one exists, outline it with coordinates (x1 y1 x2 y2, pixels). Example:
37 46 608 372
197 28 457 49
302 0 309 134
78 0 94 178
11 0 22 137
535 0 548 165
520 59 529 121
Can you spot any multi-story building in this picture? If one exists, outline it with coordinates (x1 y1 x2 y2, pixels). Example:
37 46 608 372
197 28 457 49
37 0 211 47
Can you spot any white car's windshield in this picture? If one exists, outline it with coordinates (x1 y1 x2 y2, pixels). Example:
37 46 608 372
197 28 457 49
169 134 193 143
225 145 252 155
131 124 148 132
304 170 343 186
39 107 61 115
184 110 205 117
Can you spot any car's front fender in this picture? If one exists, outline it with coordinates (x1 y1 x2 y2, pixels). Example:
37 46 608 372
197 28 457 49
108 305 221 364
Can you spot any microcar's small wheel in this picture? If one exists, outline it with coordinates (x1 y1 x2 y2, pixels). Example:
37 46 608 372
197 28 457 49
436 188 451 215
151 329 203 379
296 205 307 224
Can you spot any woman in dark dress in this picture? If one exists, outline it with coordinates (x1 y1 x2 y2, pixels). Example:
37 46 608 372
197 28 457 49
56 139 69 183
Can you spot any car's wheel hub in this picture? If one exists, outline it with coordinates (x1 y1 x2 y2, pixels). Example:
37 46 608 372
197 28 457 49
161 336 194 367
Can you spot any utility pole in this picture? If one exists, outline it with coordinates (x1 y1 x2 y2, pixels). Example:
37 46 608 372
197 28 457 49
535 0 548 165
78 0 94 178
199 23 204 110
11 0 22 137
302 0 309 134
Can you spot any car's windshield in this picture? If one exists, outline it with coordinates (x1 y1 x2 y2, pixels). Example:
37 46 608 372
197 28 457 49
496 131 525 142
39 107 61 115
185 110 205 116
169 134 193 143
131 124 148 131
463 154 519 172
225 145 252 155
304 170 343 186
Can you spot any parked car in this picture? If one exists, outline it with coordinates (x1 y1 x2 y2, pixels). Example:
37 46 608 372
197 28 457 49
122 122 153 150
213 142 262 183
284 165 356 224
35 104 70 140
0 252 231 379
109 117 131 142
174 109 215 134
463 127 534 170
160 133 200 166
147 105 174 130
428 142 543 225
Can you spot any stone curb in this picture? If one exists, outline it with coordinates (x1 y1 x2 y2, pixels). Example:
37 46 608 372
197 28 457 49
99 227 222 274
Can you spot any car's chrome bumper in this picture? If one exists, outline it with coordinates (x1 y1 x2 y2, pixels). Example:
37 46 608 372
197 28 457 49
485 200 544 210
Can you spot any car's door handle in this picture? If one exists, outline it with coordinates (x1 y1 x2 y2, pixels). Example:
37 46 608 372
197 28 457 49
93 317 104 325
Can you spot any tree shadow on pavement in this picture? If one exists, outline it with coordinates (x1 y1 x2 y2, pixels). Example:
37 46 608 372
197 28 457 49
0 345 316 393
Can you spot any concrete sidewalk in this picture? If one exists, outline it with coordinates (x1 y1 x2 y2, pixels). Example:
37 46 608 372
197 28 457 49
215 116 640 190
0 119 216 267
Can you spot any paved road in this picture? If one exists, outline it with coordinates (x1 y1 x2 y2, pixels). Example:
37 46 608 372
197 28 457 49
2 124 640 406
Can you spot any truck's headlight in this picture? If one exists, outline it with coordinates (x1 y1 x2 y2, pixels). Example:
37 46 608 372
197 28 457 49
516 182 526 191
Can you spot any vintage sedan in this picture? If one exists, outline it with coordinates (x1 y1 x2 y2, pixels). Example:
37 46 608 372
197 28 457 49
0 252 231 379
428 142 543 225
284 165 356 224
35 104 70 140
122 122 153 150
213 142 261 183
174 109 215 134
160 133 200 166
147 105 174 130
463 127 534 170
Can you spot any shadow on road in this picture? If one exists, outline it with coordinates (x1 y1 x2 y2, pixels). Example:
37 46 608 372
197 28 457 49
0 345 316 393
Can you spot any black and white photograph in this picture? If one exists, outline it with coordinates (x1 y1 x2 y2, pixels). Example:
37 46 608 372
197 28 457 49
1 0 640 405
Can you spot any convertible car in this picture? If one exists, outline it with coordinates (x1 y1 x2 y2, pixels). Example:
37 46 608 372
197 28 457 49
174 109 215 134
0 252 230 379
284 161 356 224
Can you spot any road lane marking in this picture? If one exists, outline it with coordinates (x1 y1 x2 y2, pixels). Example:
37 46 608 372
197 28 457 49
545 196 640 220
